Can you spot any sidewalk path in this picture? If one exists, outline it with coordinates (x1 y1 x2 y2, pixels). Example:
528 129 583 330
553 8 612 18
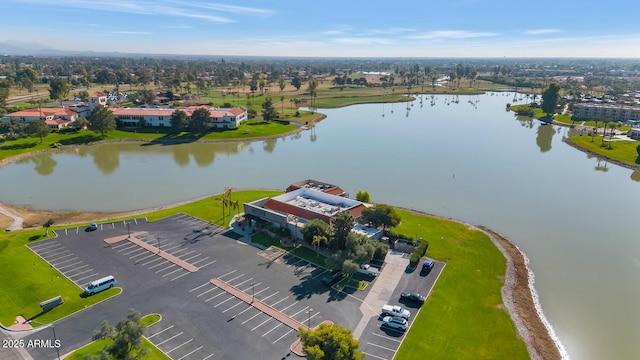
0 203 23 231
352 251 409 340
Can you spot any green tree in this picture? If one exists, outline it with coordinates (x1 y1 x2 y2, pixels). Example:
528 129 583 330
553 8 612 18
312 234 327 256
48 77 70 106
301 218 331 243
73 117 89 130
88 105 116 136
355 190 370 203
298 323 365 360
361 204 401 230
170 109 189 132
261 97 278 121
278 77 286 93
90 309 149 360
0 80 11 107
341 259 359 277
189 107 210 132
331 211 355 250
541 82 561 115
291 75 302 90
42 218 54 236
28 120 51 143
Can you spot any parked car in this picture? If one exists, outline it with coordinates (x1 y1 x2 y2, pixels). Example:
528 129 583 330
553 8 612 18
422 258 435 274
86 222 98 232
382 316 408 331
322 270 344 287
356 264 379 278
381 304 411 319
400 292 425 304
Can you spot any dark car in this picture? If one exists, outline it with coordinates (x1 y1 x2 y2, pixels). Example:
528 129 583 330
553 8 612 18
400 292 425 304
85 222 98 232
421 258 435 274
322 270 344 287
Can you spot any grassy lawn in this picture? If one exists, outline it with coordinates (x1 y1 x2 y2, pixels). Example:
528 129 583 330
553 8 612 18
567 135 640 168
250 233 329 267
393 209 529 360
0 229 121 327
63 314 167 360
335 277 367 291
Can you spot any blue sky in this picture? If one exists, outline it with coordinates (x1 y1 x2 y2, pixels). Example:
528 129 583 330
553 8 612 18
3 0 640 57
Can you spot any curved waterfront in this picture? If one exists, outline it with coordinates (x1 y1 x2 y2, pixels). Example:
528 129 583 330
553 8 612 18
1 93 639 359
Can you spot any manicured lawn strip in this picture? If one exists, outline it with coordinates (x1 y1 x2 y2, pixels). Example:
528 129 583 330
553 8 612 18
141 313 161 327
0 230 121 326
393 210 529 360
335 277 367 291
63 332 169 360
250 233 330 267
567 135 640 167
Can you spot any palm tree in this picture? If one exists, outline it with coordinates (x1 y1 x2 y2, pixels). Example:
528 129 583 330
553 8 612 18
312 235 327 257
43 218 54 236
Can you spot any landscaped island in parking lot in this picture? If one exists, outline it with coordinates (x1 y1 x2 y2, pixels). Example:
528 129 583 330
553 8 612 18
0 188 561 359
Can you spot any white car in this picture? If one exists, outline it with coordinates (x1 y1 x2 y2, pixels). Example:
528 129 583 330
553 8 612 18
381 304 411 319
382 316 407 331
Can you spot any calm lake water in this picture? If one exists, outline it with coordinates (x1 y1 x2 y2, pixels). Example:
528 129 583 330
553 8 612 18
2 93 639 359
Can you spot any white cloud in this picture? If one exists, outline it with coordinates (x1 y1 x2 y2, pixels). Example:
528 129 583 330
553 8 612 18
525 29 562 35
409 30 498 40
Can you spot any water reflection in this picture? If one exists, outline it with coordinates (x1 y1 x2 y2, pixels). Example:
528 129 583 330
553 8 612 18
516 115 534 128
92 144 120 174
17 153 57 176
172 145 191 167
263 138 277 153
536 123 555 153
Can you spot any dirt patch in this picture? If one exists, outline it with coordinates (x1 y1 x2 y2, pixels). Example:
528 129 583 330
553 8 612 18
0 212 13 230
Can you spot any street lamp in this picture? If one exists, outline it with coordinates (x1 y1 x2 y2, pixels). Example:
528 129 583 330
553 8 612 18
157 236 161 254
27 320 60 360
126 221 131 238
307 308 313 330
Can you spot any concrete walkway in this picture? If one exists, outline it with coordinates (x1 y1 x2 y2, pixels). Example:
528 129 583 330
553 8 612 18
104 232 198 272
352 251 409 340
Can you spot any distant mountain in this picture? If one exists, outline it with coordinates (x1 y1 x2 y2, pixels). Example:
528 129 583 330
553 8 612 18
0 40 58 55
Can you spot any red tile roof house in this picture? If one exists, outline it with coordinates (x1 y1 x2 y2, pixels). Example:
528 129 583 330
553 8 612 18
2 108 78 129
110 106 247 128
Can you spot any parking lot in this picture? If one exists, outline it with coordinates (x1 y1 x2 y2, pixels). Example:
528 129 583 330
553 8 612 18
21 214 443 360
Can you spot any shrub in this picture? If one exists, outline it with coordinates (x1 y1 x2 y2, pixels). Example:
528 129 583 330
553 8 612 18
372 241 389 261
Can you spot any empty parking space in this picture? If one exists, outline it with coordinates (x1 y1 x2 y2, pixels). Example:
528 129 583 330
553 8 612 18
146 322 214 360
28 240 101 287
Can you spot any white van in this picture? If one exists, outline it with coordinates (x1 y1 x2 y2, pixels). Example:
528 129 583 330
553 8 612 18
84 275 116 295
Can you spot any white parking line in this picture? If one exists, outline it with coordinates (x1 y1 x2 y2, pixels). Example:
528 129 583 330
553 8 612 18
155 332 184 346
197 260 217 269
262 323 282 337
135 252 158 262
218 269 236 279
170 272 191 281
37 246 66 255
117 244 138 252
191 257 211 265
170 248 190 256
141 256 165 266
213 296 236 308
162 268 184 277
176 346 203 360
161 244 182 252
189 282 211 292
233 305 254 318
288 259 306 268
202 353 215 360
50 256 78 266
362 351 388 360
371 332 402 343
241 312 263 325
57 262 87 271
182 254 202 262
45 250 71 258
74 273 99 283
225 274 244 283
148 260 170 269
122 247 146 256
197 287 217 297
147 325 174 338
288 306 309 318
234 278 254 288
251 317 272 331
68 268 94 277
131 251 154 259
255 289 275 300
311 269 330 280
367 342 397 352
111 242 132 250
222 301 243 313
204 291 227 302
273 329 293 344
166 339 193 354
269 296 289 308
29 241 59 250
155 264 177 273
277 302 299 313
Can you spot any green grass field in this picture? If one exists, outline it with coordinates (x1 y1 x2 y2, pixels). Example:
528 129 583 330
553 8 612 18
568 135 640 168
393 209 529 360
